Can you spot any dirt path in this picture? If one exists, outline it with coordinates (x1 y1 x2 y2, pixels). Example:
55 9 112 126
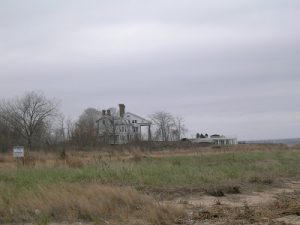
165 180 300 225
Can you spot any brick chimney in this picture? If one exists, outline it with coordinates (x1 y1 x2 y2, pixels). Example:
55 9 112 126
102 110 106 116
119 104 125 117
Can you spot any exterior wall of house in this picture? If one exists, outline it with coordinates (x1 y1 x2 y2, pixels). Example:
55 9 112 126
124 112 152 141
96 111 151 144
97 116 132 144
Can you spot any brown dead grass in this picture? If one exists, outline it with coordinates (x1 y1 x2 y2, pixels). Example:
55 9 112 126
293 144 300 150
0 144 295 169
0 154 14 163
66 158 84 168
0 184 185 224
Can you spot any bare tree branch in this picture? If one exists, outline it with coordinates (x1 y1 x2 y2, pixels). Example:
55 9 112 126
0 91 59 149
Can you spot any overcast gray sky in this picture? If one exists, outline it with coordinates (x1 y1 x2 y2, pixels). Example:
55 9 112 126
1 0 299 140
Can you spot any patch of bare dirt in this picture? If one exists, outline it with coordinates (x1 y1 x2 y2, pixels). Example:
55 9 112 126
166 180 300 225
166 181 300 208
276 215 300 225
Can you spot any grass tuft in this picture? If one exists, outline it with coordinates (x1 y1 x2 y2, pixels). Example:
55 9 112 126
0 184 184 224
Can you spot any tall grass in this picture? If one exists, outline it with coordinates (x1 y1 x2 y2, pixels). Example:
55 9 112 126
0 183 183 224
1 148 300 224
1 150 300 190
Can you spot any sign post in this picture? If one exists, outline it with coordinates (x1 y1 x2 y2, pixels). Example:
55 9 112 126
13 146 25 168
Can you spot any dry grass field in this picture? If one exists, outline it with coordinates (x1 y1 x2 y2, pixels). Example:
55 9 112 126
0 144 300 225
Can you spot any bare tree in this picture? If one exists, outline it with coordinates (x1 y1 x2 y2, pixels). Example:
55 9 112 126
0 114 16 152
0 91 59 149
150 112 188 142
56 114 66 141
150 111 175 141
66 117 75 141
73 108 101 146
172 116 188 140
78 108 100 128
48 113 67 144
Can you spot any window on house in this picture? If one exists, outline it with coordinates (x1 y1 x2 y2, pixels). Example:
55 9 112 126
135 120 137 123
102 120 105 125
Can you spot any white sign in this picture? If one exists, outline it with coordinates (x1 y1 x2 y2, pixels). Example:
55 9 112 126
13 146 24 158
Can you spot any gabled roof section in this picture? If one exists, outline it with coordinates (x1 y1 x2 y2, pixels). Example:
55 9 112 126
125 112 152 124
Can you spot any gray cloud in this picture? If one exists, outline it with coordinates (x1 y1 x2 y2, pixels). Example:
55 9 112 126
0 0 299 140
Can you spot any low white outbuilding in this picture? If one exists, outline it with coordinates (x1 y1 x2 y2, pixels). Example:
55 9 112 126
191 134 237 146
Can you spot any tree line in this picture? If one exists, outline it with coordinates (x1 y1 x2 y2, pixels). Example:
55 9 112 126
0 91 187 152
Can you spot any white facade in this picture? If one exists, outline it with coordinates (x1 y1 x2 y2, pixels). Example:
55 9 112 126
96 105 151 144
191 135 237 146
211 136 237 146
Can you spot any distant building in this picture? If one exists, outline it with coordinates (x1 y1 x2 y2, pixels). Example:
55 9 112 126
210 134 237 146
191 133 237 146
96 104 152 144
